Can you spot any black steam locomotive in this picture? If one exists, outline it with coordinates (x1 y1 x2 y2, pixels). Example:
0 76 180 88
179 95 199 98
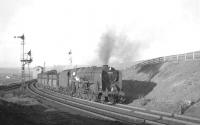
37 65 125 104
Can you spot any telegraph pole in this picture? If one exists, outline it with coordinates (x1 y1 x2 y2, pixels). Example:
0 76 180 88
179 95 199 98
68 49 72 66
14 34 32 92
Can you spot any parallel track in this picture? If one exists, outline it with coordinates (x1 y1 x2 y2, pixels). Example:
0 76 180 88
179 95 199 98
27 81 138 124
0 80 35 91
28 81 200 125
0 84 21 91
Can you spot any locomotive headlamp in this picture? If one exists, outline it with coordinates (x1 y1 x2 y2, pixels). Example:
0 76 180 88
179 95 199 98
73 72 76 76
111 87 114 92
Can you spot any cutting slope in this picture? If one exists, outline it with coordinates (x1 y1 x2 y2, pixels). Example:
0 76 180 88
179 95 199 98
122 61 200 115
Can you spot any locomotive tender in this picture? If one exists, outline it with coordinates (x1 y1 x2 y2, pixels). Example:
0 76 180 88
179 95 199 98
37 65 125 104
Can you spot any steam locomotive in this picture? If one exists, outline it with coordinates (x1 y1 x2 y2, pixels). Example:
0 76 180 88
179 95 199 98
37 65 125 104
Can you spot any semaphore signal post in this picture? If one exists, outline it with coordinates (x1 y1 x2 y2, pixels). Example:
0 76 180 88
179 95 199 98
14 34 32 92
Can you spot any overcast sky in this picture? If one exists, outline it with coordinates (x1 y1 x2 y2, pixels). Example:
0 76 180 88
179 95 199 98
1 0 200 68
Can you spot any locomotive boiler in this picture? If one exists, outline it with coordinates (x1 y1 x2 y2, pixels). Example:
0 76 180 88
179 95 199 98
37 65 125 104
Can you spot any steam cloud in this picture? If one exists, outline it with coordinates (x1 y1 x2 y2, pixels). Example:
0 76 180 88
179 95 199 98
98 30 142 65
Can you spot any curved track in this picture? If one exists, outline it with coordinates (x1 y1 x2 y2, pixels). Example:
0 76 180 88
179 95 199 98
28 81 200 125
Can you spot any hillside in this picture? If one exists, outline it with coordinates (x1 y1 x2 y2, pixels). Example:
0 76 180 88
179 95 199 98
0 68 21 85
0 68 20 74
122 61 200 116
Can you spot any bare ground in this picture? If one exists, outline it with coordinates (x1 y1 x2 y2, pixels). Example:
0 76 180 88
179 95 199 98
122 61 200 117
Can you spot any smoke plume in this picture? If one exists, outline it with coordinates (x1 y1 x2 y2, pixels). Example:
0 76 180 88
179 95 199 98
98 30 116 64
98 30 142 65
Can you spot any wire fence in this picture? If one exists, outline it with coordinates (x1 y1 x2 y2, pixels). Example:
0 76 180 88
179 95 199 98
136 50 200 66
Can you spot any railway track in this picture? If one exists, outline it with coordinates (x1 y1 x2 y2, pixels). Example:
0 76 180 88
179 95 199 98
0 80 35 91
0 83 21 91
28 82 142 124
28 81 200 125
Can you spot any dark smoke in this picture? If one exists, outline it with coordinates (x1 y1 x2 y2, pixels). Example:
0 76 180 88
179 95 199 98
98 30 116 64
98 30 142 65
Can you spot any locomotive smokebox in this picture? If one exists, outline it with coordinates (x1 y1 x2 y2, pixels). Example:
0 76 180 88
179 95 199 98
102 65 109 70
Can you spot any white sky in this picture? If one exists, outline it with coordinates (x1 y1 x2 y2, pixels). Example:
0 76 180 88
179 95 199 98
1 0 200 67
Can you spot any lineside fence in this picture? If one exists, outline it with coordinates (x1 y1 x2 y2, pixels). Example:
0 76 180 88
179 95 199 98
136 50 200 66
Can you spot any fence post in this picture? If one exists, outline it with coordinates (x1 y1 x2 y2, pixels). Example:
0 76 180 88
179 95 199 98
136 50 200 66
193 52 194 60
185 53 186 61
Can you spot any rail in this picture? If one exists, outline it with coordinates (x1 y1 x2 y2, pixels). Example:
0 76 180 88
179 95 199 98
28 82 200 125
0 82 21 91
